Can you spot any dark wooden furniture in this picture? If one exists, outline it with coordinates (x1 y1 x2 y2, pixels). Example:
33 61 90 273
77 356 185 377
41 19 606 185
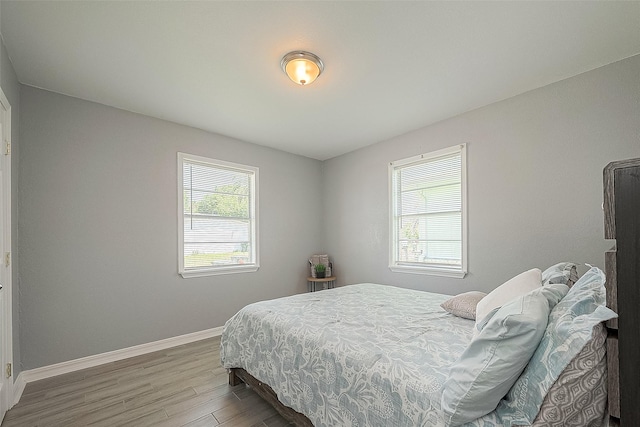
603 157 640 427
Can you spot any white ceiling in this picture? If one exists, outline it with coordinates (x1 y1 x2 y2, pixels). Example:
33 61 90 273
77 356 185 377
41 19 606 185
2 1 639 160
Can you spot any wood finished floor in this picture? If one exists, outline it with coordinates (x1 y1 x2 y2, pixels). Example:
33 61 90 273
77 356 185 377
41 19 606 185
2 336 293 427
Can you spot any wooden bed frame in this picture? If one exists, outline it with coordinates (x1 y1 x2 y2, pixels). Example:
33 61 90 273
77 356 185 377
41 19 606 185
229 367 313 426
229 157 640 426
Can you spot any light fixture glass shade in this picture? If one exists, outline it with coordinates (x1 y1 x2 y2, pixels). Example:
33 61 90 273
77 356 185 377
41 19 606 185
281 51 324 86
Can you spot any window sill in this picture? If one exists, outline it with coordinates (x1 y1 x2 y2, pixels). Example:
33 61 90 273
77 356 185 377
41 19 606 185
389 265 466 279
180 265 259 278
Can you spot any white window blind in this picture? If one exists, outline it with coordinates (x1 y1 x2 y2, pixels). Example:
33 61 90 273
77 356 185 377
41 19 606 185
178 153 258 278
389 144 467 278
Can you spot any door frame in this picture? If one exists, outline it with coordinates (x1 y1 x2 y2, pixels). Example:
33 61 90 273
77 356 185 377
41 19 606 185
0 87 13 416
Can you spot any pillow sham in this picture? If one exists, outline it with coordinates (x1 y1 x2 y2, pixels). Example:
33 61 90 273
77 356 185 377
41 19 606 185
475 268 542 331
494 266 617 426
441 291 487 320
542 262 579 287
441 284 569 426
530 322 608 427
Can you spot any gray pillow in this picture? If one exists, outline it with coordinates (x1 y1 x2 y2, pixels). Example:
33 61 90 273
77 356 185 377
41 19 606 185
440 291 487 320
531 323 608 426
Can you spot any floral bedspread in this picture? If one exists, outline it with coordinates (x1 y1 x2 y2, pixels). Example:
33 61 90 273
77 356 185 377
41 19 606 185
221 283 502 427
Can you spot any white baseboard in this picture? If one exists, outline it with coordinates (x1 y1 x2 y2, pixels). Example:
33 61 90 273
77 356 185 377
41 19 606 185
12 373 26 406
12 326 224 406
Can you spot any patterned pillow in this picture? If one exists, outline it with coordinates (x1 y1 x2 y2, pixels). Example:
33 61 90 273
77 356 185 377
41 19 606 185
440 291 487 320
531 322 608 427
494 267 617 426
542 262 579 287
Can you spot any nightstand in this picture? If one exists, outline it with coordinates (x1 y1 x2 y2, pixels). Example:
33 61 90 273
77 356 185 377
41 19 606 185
307 276 336 292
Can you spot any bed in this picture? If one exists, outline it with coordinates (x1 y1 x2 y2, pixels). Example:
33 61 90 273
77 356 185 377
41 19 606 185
220 158 640 426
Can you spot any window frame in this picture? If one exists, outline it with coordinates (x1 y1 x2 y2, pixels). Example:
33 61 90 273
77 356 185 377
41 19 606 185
388 144 467 278
178 152 259 278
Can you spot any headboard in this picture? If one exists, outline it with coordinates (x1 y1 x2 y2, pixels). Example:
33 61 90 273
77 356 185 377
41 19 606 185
603 157 640 426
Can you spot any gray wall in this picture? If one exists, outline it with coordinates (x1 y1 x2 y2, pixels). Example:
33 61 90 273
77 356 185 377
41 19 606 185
0 30 22 377
18 87 324 370
323 55 640 295
14 53 640 371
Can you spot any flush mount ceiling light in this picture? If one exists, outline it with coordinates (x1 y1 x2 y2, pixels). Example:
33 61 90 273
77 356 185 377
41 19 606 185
281 51 324 86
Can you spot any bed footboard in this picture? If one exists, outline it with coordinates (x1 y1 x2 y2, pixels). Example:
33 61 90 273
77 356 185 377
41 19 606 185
228 368 314 426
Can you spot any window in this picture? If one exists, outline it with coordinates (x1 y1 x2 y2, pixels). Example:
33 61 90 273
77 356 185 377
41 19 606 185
178 153 258 278
389 144 467 278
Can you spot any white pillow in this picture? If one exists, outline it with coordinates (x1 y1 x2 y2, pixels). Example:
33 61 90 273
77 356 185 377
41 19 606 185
441 284 569 426
475 268 542 332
